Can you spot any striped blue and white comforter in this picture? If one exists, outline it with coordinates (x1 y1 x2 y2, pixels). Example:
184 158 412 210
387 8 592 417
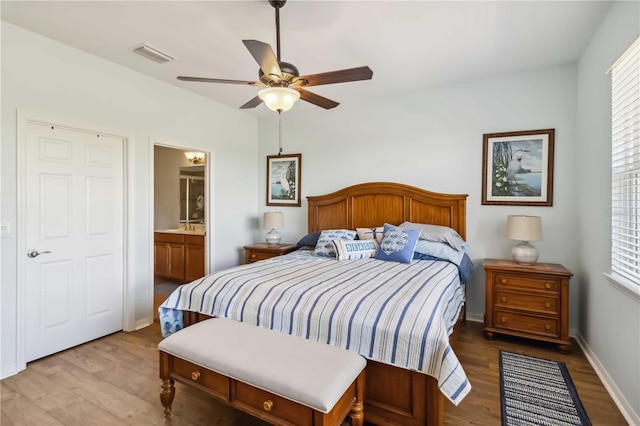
159 250 470 404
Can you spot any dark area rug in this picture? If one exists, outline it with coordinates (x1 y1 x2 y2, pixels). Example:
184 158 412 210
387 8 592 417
500 350 591 426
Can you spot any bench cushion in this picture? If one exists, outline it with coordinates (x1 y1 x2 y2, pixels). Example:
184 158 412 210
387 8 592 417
158 318 366 413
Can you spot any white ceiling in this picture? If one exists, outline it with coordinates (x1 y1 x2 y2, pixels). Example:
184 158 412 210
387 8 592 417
1 1 612 115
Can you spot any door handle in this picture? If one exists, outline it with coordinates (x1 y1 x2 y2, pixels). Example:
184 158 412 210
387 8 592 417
27 249 51 258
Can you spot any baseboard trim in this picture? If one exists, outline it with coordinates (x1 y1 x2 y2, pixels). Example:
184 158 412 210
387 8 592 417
465 312 483 323
574 331 640 425
1 364 19 380
134 317 153 331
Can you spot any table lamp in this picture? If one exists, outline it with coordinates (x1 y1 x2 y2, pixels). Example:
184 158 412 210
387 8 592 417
506 215 543 264
263 212 284 245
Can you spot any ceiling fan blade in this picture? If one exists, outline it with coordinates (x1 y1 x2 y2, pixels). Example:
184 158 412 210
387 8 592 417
240 96 263 109
296 89 339 110
178 76 261 86
295 66 373 87
242 40 282 81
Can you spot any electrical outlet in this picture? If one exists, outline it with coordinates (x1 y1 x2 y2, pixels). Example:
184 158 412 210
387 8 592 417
1 223 10 238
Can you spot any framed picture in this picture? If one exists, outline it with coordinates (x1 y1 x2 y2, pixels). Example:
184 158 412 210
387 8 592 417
482 129 554 206
267 153 301 207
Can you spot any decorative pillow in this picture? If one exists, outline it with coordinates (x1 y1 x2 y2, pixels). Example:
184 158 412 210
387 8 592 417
356 227 385 243
297 231 321 248
413 240 465 266
313 229 357 257
399 221 467 251
375 224 421 264
332 239 379 260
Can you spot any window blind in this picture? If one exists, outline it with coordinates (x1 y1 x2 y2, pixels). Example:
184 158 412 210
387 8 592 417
611 37 640 285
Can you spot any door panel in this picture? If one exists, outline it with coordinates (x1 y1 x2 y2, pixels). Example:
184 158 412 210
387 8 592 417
25 122 124 362
40 260 72 329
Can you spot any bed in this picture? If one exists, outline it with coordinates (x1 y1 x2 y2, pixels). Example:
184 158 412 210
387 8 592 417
159 182 469 425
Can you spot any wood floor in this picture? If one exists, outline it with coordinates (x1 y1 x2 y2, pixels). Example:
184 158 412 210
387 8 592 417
1 320 627 426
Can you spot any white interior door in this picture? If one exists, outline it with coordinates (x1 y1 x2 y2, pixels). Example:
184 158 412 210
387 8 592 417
24 122 125 362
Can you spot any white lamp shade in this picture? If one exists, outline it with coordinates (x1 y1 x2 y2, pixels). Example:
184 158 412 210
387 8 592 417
263 212 284 230
506 215 542 242
258 87 300 112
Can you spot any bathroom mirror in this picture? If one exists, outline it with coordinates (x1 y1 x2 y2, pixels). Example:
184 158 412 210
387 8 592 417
179 166 205 224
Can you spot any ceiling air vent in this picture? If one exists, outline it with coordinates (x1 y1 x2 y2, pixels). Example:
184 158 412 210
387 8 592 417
132 44 174 64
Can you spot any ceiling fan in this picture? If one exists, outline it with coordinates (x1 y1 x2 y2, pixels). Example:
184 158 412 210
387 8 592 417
177 0 373 112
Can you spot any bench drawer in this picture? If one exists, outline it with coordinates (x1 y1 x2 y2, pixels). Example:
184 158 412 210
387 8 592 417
172 357 229 399
234 381 313 426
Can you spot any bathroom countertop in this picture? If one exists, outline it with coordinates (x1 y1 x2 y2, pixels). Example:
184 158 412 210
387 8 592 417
155 228 205 236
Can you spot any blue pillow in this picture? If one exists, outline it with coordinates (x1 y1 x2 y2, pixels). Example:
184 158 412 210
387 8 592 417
297 231 321 248
313 229 357 257
375 224 421 264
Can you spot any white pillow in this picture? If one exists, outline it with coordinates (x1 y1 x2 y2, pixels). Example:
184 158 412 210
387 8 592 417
399 221 467 251
313 229 357 257
355 227 385 243
333 239 379 260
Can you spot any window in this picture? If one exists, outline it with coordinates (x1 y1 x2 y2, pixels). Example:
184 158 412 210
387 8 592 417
610 36 640 298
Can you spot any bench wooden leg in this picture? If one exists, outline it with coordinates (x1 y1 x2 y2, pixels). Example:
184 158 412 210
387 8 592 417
349 371 365 426
160 378 175 418
159 351 175 418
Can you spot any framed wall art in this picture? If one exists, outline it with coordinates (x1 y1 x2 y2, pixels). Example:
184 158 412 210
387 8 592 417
482 129 554 206
267 153 301 207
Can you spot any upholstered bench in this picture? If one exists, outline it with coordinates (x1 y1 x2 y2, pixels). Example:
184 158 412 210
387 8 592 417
158 318 366 426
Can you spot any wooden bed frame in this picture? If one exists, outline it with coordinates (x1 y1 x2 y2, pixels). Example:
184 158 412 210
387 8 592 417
184 182 468 426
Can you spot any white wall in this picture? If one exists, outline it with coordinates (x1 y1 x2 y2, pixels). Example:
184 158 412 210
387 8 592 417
258 63 579 327
1 23 258 377
576 1 640 420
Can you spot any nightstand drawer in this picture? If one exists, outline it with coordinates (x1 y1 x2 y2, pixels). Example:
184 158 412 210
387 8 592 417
494 273 559 292
247 251 272 262
493 310 559 338
494 290 559 314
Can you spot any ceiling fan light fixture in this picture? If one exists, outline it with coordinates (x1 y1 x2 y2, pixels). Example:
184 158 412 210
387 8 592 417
258 87 300 112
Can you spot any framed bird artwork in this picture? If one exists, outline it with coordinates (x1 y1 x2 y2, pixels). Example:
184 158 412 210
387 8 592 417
481 129 555 206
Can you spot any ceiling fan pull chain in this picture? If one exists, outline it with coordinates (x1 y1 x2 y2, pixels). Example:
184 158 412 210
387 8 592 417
278 111 283 155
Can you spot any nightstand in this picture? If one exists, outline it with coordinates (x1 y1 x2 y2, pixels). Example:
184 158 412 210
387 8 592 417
243 243 298 264
483 258 572 353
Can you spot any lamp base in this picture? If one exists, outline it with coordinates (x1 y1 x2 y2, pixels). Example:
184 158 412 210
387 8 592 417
512 241 538 265
265 229 281 245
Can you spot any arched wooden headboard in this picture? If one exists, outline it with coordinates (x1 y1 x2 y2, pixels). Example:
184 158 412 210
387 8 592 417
307 182 468 240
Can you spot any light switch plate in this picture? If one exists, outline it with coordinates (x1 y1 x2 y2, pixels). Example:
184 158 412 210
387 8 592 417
1 223 10 237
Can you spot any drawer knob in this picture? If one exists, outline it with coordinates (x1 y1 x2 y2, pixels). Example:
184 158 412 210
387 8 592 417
545 282 552 289
191 371 201 381
500 316 507 323
251 254 256 258
263 400 274 412
500 296 507 303
544 302 551 309
501 278 507 284
545 324 551 330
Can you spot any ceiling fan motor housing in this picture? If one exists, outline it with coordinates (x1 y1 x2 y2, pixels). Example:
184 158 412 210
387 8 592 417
268 0 287 8
259 61 301 86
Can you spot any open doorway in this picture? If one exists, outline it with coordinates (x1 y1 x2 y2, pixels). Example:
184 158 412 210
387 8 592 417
153 145 209 318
